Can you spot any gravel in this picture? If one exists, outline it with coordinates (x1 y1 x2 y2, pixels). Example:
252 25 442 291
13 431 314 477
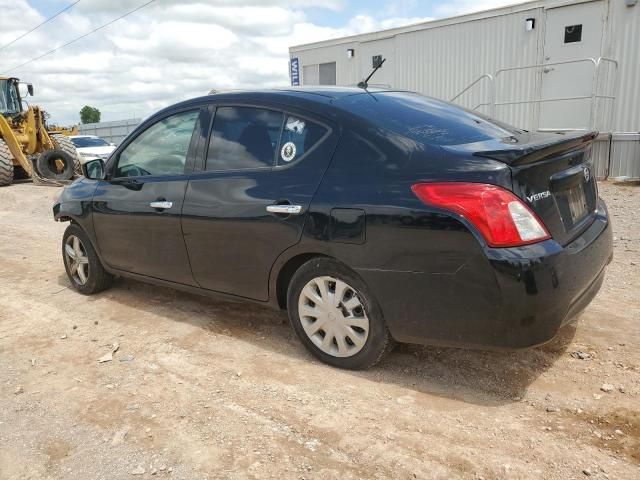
1 181 638 479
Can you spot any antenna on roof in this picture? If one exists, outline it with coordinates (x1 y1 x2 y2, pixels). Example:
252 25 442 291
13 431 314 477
357 57 386 89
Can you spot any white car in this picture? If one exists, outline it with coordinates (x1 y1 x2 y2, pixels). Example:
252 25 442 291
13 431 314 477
69 135 116 163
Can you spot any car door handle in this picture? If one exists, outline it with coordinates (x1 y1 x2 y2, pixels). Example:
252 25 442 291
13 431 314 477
266 204 302 215
149 201 173 209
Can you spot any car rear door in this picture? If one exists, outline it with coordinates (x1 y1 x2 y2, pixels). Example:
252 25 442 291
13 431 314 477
92 108 203 285
181 103 338 301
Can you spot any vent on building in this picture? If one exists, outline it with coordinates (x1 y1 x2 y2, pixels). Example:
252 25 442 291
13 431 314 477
564 24 583 43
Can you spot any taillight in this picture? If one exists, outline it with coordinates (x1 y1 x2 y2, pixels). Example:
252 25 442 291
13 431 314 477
411 182 550 248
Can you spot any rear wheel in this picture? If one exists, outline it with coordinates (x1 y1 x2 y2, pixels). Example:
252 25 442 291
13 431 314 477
50 133 81 174
62 224 113 294
0 139 15 187
287 258 392 370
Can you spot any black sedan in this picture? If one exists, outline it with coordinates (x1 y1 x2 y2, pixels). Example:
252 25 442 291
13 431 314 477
53 87 613 369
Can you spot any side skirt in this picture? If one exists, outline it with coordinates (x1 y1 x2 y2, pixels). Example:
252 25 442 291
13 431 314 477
104 266 279 309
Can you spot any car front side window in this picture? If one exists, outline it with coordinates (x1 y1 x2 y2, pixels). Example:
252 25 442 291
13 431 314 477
115 110 199 178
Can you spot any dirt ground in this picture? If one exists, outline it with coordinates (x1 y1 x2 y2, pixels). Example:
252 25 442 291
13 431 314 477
0 181 638 480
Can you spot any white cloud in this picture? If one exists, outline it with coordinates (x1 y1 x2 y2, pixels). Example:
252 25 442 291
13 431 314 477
434 0 525 18
0 0 427 124
0 0 524 124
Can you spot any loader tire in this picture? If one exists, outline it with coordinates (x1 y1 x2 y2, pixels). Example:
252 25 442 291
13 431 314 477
50 133 81 174
36 149 75 181
0 139 14 187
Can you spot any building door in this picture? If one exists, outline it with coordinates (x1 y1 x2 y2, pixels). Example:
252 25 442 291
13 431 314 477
539 1 604 130
302 62 336 86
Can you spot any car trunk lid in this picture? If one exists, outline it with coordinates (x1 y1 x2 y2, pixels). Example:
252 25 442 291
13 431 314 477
443 131 599 246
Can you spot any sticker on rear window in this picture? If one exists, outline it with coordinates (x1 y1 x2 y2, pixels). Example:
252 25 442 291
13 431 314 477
281 141 297 162
285 117 305 134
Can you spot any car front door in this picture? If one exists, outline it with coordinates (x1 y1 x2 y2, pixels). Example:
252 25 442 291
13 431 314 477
181 104 338 300
92 108 202 285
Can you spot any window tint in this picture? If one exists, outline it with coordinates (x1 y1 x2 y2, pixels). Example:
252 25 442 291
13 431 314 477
116 110 198 177
277 115 328 165
206 107 283 171
339 91 520 146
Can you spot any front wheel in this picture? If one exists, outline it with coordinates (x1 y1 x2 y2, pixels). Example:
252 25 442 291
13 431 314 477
62 224 113 294
287 258 392 370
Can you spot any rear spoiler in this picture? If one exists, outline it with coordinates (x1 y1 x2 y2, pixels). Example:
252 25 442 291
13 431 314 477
473 131 598 166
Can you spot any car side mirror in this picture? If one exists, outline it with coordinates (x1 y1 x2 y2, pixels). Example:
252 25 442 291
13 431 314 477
27 83 34 96
82 158 106 180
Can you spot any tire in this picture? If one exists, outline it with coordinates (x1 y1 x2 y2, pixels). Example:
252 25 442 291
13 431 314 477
287 258 393 370
50 133 81 174
0 138 14 187
36 148 75 180
62 224 113 295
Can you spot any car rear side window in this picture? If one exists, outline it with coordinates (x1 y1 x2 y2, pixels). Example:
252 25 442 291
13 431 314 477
115 110 198 177
277 115 328 166
206 107 283 171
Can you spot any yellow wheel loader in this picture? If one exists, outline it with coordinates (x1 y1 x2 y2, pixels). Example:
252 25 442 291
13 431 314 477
48 124 79 136
0 77 80 187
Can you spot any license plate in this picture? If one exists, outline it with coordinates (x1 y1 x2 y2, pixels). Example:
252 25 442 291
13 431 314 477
566 182 588 223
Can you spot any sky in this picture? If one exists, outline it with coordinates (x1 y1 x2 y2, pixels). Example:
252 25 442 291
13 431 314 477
0 0 526 124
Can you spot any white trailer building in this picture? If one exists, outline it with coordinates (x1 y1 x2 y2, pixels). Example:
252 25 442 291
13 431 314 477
289 0 640 179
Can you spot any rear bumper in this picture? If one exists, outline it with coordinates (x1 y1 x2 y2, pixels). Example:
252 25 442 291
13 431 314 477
358 199 613 349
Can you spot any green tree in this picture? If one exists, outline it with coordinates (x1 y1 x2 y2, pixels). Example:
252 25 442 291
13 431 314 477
79 105 101 124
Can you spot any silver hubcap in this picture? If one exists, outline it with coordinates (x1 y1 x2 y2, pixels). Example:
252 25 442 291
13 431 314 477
298 276 369 358
64 235 89 285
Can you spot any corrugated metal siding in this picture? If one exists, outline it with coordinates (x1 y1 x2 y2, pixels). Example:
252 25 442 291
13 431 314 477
298 9 544 129
291 0 640 177
606 1 640 132
381 10 544 128
601 0 640 178
610 134 640 179
591 137 611 179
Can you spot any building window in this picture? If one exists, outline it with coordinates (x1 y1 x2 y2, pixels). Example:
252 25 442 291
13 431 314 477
564 24 582 43
302 62 337 86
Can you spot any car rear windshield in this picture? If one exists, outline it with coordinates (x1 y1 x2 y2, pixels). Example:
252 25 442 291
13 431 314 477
71 137 110 148
339 91 520 146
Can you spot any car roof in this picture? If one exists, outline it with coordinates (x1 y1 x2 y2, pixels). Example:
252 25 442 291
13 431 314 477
206 86 390 101
156 87 421 125
69 135 98 139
